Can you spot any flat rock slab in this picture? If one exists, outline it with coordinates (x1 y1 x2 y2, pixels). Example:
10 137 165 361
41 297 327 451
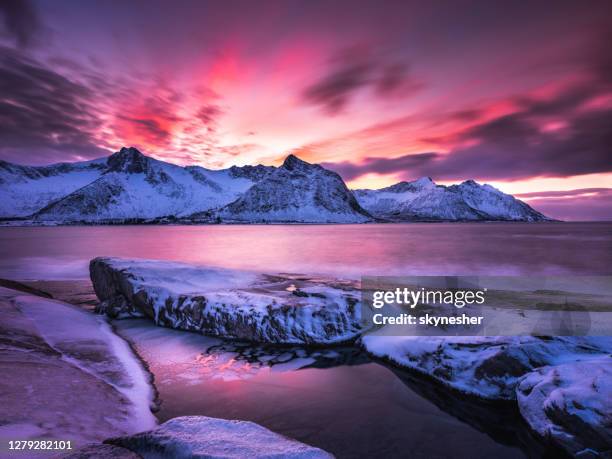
90 257 363 345
107 415 333 459
0 287 156 451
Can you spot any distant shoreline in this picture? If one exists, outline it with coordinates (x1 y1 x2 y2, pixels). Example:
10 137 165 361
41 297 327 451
0 219 572 227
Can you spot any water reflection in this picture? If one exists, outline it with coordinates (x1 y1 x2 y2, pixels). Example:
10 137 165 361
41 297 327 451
114 319 547 458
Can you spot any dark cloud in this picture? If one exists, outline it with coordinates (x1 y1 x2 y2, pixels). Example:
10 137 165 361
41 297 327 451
322 153 438 181
516 188 612 199
196 104 223 127
325 37 612 183
115 116 171 144
302 47 421 115
325 100 612 183
425 105 612 181
0 0 41 47
0 46 108 164
523 189 612 221
375 63 423 96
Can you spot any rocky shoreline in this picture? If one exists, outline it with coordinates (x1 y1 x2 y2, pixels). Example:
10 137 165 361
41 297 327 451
361 335 612 457
87 258 611 458
0 282 335 458
2 260 610 458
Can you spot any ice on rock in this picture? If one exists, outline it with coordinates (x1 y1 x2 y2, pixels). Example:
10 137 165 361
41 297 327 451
517 358 612 457
361 334 612 456
361 335 612 400
90 257 364 345
0 287 156 450
107 416 333 458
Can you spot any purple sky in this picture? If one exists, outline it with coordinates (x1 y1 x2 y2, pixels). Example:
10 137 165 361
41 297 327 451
0 0 611 220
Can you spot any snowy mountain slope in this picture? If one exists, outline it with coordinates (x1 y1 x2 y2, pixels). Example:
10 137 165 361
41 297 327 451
210 155 372 223
354 177 548 221
0 158 107 218
31 147 264 222
0 146 550 223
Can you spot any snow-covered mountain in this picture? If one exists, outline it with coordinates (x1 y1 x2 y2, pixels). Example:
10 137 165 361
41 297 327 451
0 147 549 223
354 177 549 222
0 158 107 218
207 155 371 223
6 147 263 221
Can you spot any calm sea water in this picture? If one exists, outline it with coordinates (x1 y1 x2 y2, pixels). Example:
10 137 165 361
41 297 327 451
2 223 610 458
1 222 610 280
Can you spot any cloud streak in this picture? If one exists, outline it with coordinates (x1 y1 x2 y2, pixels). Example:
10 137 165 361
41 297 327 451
0 46 107 164
302 47 422 115
0 0 40 47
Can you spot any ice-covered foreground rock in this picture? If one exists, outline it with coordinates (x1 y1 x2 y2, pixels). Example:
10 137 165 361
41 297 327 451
107 416 333 458
362 335 612 457
90 257 363 344
361 335 612 400
0 287 156 450
517 358 612 457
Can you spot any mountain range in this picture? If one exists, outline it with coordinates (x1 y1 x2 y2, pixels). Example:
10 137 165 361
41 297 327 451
0 147 549 223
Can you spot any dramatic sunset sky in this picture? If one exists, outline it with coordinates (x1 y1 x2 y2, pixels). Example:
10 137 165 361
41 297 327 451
0 0 611 219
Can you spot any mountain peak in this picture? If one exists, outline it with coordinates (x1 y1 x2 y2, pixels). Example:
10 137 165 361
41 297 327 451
119 146 144 156
282 154 313 171
413 176 435 187
460 179 479 187
382 176 436 193
107 147 150 173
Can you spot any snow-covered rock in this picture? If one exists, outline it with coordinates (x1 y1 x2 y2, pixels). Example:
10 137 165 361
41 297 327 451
210 154 372 223
107 416 333 459
517 358 612 457
361 335 612 456
58 443 142 459
361 335 612 400
0 287 156 450
354 177 549 221
90 257 364 344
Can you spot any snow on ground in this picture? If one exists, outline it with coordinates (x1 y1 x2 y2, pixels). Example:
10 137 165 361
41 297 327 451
107 416 333 459
517 357 612 457
0 287 156 452
90 257 364 344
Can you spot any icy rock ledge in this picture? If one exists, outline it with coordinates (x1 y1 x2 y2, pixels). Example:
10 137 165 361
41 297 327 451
106 415 334 459
517 358 612 457
361 335 612 456
90 257 363 345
